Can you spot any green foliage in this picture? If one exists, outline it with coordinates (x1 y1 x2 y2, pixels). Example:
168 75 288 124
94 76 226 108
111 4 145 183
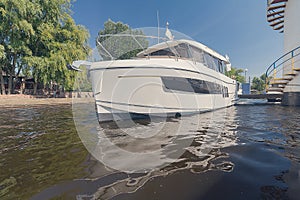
73 66 92 92
260 73 267 82
0 45 4 59
96 19 148 60
0 0 90 93
225 67 245 83
251 74 267 92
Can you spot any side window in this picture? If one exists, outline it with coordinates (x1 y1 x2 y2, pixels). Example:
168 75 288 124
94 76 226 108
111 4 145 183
221 61 226 74
213 57 219 72
222 86 229 98
189 46 226 75
190 46 205 64
204 53 217 71
174 43 191 59
162 77 224 94
218 60 224 73
150 48 175 57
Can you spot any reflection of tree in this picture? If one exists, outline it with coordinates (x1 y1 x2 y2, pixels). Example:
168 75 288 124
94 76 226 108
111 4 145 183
96 19 149 60
0 105 88 199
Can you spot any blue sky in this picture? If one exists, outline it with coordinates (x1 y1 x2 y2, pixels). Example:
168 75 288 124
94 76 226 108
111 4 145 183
72 0 284 78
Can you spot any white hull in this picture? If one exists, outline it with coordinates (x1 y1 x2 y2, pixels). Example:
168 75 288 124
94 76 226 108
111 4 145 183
89 58 238 122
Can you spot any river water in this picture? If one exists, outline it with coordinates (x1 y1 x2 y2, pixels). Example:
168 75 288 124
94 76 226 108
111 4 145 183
1 101 300 200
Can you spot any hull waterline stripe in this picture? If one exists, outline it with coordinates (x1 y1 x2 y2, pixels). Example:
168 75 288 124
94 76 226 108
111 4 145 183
96 100 212 111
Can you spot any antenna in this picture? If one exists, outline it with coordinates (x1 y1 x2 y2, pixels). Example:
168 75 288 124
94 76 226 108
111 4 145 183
165 21 174 41
157 10 160 44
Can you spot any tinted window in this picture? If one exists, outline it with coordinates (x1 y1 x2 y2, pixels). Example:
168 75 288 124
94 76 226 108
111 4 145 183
161 77 224 95
150 48 175 57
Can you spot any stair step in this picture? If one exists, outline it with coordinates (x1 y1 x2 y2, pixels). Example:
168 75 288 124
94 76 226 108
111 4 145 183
273 78 291 81
274 24 284 31
270 20 284 27
282 77 294 81
267 88 284 92
293 68 300 71
269 84 286 88
284 72 297 76
270 81 288 85
267 10 285 18
268 4 286 11
269 0 288 4
268 15 284 23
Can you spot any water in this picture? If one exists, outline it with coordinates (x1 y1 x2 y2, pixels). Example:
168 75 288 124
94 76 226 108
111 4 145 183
0 102 300 199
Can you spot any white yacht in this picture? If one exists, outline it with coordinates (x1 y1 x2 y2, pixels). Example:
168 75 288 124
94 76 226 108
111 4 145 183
73 30 238 122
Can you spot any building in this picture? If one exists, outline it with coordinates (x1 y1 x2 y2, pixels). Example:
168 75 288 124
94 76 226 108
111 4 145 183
0 73 44 95
266 0 300 105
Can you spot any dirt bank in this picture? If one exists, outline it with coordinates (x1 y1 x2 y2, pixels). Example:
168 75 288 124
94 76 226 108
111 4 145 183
0 95 72 106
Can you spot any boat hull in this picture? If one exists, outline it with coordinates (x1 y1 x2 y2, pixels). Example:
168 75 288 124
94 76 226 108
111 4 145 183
89 59 238 122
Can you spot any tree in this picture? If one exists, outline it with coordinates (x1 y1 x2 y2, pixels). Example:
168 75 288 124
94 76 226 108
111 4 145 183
0 45 5 94
225 67 245 83
0 45 4 59
0 0 34 94
96 19 148 60
251 74 267 92
24 0 90 93
0 0 90 95
260 73 267 83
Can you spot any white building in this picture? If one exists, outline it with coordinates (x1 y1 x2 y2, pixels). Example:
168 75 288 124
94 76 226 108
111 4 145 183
266 0 300 105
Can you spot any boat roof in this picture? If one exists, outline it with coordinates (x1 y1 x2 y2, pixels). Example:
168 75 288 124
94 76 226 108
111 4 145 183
137 39 230 63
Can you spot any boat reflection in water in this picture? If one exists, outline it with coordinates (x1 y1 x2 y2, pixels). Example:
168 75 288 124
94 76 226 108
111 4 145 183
72 97 239 199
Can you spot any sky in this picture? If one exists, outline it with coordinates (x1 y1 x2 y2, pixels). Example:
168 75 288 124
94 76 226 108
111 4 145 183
71 0 284 78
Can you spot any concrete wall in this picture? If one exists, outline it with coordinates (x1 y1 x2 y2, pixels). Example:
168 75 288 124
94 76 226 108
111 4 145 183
283 0 300 96
284 0 300 54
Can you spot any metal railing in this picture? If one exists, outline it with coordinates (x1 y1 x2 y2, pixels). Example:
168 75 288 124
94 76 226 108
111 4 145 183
96 34 169 61
265 45 300 89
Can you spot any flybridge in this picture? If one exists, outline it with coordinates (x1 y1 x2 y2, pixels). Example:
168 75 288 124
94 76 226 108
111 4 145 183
267 0 288 32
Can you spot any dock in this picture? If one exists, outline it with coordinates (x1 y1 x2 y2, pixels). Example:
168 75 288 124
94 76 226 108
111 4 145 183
238 93 283 102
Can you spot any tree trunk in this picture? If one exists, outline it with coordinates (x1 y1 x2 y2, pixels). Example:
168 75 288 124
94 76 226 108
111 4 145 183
33 82 37 95
13 64 23 94
7 74 13 95
0 67 5 95
8 54 17 95
20 79 25 94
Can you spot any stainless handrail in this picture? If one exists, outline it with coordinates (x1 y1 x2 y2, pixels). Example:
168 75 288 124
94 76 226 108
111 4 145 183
96 34 169 60
266 46 300 78
265 46 300 91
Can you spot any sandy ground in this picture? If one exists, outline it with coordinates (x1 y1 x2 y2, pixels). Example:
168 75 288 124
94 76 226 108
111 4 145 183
0 95 73 106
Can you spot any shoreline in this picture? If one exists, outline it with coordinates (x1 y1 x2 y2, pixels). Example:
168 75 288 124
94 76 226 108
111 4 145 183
0 95 72 106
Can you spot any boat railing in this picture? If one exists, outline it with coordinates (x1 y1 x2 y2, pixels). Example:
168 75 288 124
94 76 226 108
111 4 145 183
96 34 170 61
96 33 199 63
